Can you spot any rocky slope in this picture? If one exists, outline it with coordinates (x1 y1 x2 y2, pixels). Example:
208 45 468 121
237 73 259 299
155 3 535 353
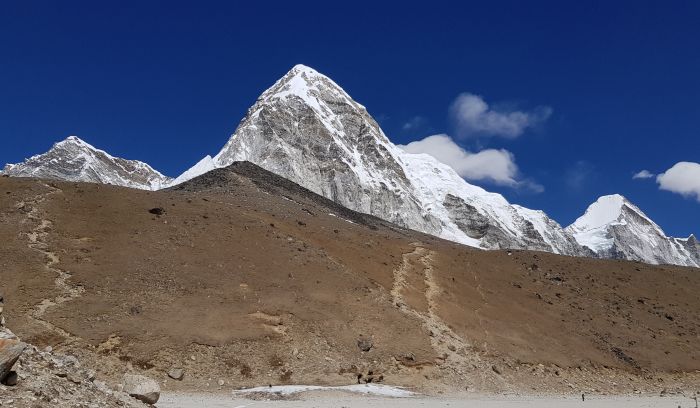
567 194 700 267
1 171 699 399
1 136 171 190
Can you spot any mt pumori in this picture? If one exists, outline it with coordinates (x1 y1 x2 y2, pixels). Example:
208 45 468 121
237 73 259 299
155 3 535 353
2 65 697 267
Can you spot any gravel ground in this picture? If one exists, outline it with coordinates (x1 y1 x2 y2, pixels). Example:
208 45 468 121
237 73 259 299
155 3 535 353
158 392 697 408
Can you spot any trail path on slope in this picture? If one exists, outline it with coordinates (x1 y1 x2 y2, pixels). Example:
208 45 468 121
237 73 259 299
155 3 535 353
390 244 505 389
17 183 84 341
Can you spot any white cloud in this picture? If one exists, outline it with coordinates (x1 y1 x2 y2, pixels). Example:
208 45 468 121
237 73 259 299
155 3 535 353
450 93 552 139
633 170 655 179
656 162 700 202
398 134 542 192
402 116 427 131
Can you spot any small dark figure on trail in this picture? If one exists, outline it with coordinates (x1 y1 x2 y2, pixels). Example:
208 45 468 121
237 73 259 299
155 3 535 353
582 393 585 401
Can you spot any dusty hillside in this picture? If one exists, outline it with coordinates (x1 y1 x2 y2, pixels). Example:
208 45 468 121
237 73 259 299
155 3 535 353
0 164 698 397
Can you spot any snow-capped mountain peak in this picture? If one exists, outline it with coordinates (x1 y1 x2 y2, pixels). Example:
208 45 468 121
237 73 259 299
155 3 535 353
2 136 171 190
182 64 589 256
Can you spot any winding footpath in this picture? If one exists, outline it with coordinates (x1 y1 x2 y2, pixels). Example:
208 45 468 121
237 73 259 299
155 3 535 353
16 183 84 341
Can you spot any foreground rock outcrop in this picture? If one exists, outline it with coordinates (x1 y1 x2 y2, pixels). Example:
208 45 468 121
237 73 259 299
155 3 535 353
0 295 148 407
0 339 26 384
0 342 149 407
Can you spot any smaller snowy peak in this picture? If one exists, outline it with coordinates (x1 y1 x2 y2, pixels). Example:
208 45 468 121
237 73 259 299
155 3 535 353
2 136 171 190
567 194 698 266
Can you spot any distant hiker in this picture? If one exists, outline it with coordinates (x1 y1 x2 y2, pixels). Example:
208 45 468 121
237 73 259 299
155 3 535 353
582 393 585 401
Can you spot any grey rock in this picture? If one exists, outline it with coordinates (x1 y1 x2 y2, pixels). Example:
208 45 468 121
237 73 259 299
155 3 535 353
357 338 373 352
0 339 26 382
167 368 184 381
122 373 160 404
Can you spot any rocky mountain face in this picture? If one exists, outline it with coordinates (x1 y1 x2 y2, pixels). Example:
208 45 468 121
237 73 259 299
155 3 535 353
566 194 700 267
181 64 588 256
1 136 171 190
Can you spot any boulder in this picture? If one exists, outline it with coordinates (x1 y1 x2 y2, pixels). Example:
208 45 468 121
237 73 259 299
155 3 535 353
357 337 373 352
122 373 160 404
167 367 184 381
0 339 26 382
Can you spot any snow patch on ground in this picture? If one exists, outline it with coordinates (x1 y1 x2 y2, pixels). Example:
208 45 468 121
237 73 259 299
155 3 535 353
233 384 415 398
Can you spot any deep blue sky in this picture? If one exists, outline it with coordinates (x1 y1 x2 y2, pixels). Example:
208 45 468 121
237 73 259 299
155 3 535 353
2 1 698 236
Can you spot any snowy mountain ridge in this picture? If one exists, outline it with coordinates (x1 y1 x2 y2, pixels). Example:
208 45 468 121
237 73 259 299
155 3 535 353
2 65 697 267
2 136 171 190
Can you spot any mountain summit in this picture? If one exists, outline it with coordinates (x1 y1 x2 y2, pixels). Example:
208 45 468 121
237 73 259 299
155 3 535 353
1 136 172 190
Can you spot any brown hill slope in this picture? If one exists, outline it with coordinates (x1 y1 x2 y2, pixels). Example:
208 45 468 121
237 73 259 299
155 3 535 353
0 164 698 395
